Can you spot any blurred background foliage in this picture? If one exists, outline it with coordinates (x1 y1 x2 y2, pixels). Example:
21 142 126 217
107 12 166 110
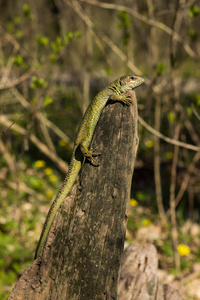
0 0 200 298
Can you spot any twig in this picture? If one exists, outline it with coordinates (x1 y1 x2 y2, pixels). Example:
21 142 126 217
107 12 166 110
101 35 142 75
1 43 18 85
154 94 167 224
41 116 73 149
80 0 197 59
184 114 200 146
166 150 200 216
169 124 180 273
0 115 69 174
0 67 36 90
65 0 142 75
169 0 181 274
65 0 113 68
146 0 166 224
0 25 28 57
138 115 200 152
9 88 73 148
191 104 200 121
0 114 24 136
37 112 57 153
181 270 200 284
0 139 16 175
5 179 45 201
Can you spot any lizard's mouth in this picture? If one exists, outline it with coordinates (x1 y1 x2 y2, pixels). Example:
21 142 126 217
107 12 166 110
129 75 145 89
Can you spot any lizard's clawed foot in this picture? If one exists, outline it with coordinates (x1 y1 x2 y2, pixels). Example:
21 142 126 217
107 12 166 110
109 93 133 106
84 147 101 166
120 93 133 106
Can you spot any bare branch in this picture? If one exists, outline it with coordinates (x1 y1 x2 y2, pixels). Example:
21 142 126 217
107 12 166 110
0 115 69 174
191 104 200 121
0 67 36 90
65 0 142 74
138 115 200 152
80 0 197 59
0 114 24 136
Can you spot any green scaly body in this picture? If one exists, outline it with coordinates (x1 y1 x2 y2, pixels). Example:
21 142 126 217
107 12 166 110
35 75 144 259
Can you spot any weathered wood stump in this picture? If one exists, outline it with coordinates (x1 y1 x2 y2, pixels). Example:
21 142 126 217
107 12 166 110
7 90 138 300
118 243 183 300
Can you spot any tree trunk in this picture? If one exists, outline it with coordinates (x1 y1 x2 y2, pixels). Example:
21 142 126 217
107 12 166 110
7 90 138 300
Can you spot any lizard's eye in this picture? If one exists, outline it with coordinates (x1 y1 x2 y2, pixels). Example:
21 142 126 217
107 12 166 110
130 76 135 80
119 80 123 86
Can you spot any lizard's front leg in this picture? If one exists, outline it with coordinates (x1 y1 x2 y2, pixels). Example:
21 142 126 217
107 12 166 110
80 142 101 166
109 90 133 106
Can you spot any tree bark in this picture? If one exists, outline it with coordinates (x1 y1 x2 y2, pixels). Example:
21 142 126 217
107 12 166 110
7 90 138 300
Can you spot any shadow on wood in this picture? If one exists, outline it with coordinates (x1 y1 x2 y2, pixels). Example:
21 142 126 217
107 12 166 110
7 90 138 300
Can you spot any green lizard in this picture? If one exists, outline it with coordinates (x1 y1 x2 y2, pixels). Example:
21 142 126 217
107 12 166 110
35 75 144 259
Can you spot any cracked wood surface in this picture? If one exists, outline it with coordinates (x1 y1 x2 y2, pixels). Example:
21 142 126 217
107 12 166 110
7 90 138 300
118 244 184 300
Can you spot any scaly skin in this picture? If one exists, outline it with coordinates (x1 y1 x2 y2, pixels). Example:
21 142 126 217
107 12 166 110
35 75 144 259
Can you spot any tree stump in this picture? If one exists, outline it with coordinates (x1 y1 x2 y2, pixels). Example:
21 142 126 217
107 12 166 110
7 90 138 300
118 244 184 300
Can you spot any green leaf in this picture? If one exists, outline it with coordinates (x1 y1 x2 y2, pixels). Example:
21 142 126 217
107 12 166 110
74 30 81 38
43 95 53 107
66 31 73 40
7 22 13 34
135 191 150 202
117 11 131 46
189 4 200 19
29 176 43 190
160 241 174 257
51 37 63 53
186 107 192 116
188 28 197 40
34 62 40 69
106 68 112 76
64 31 74 45
167 112 175 123
118 11 131 27
13 55 23 66
36 35 49 46
14 17 20 24
23 4 31 19
50 53 57 62
157 62 164 76
196 95 200 106
195 94 200 106
30 76 48 89
16 30 23 39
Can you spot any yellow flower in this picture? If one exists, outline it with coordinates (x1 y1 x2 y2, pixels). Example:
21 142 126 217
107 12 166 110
45 168 53 175
166 152 173 159
59 139 68 147
130 199 138 207
49 175 57 182
141 219 151 226
177 244 191 256
35 160 46 168
46 190 54 198
145 140 154 148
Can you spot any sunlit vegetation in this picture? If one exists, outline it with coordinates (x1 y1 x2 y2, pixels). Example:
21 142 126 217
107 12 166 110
0 0 200 298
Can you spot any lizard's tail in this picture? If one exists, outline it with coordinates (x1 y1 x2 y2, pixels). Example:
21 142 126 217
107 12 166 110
35 156 81 259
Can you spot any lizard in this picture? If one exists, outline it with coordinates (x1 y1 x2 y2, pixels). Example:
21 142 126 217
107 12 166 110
34 74 144 259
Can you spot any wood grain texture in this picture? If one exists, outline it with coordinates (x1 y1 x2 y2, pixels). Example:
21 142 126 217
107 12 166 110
7 90 138 300
118 244 184 300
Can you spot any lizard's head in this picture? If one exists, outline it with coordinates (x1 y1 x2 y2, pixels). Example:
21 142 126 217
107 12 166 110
118 75 145 92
